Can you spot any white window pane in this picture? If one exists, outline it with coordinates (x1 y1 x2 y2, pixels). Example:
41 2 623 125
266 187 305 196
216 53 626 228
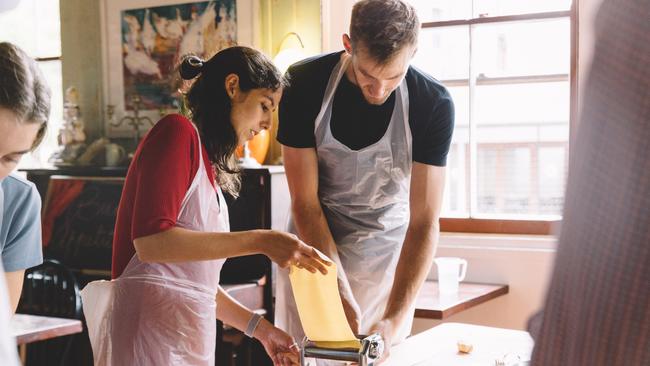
447 86 468 127
474 0 572 18
413 12 572 220
477 148 498 213
473 81 568 216
502 147 531 213
405 0 471 22
0 0 61 57
35 0 61 57
477 146 535 215
442 141 469 216
23 60 63 166
538 146 567 214
475 81 570 129
413 26 469 81
473 18 570 77
475 143 568 216
440 86 470 217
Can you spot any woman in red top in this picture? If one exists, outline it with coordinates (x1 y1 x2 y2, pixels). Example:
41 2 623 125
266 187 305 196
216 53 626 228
84 47 329 366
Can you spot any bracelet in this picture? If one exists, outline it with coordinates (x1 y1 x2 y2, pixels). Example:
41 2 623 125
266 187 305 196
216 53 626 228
245 312 264 338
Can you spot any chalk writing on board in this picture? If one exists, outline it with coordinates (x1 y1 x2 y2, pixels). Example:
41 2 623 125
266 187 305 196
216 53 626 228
45 179 124 270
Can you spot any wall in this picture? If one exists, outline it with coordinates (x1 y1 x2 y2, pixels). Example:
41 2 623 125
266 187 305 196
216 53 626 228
321 0 354 52
412 234 556 333
258 0 322 164
259 0 321 57
60 0 104 141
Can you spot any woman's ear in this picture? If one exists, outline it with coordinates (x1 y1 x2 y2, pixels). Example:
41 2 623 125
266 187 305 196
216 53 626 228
224 73 240 100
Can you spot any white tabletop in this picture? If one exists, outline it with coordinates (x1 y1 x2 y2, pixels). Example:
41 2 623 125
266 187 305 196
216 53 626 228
384 322 534 366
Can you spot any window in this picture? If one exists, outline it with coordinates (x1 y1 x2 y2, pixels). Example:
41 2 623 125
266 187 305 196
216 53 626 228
407 0 575 234
0 0 62 167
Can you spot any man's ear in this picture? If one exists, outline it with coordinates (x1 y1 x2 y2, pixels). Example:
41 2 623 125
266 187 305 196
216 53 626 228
224 73 240 99
342 34 353 55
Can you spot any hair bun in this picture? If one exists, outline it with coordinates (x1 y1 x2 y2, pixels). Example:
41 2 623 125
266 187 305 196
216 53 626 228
180 55 204 80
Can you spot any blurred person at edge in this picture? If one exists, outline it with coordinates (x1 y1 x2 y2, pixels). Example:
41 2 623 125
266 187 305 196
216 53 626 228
528 0 650 365
0 41 51 366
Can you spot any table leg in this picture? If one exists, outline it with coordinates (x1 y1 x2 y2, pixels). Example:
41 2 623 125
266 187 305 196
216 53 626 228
19 344 26 364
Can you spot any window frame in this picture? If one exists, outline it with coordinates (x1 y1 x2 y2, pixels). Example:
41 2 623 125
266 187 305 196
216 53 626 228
420 4 579 235
34 56 61 62
1 0 65 167
30 55 63 166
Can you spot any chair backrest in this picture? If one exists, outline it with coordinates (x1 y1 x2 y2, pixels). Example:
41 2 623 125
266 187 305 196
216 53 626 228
17 259 82 320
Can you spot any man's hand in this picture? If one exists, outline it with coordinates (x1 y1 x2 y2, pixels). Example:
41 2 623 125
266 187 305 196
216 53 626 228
369 318 397 364
338 279 362 334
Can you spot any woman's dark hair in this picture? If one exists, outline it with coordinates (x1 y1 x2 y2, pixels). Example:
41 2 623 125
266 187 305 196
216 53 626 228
0 42 51 149
179 46 286 195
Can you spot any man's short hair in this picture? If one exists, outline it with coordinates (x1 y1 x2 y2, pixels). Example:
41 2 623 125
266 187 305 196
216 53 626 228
349 0 420 63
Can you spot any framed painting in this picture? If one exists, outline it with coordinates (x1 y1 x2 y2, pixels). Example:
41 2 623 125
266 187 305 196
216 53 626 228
100 0 260 137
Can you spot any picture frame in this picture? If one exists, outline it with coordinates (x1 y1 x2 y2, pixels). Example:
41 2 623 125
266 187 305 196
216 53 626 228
99 0 261 138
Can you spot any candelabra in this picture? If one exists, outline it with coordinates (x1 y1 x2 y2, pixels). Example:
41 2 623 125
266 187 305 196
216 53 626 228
107 95 155 146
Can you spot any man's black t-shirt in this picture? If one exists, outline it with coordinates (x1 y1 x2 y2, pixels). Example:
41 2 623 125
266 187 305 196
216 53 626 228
277 51 455 166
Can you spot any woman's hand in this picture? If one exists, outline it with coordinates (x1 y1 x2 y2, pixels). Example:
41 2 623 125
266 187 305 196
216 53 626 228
260 230 331 274
254 319 301 366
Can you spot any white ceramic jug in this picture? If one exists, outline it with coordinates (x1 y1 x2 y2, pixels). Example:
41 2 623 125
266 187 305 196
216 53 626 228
434 257 468 294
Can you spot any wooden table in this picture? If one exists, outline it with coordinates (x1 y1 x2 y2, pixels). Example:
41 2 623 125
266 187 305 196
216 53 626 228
384 322 534 365
415 281 509 319
11 314 83 345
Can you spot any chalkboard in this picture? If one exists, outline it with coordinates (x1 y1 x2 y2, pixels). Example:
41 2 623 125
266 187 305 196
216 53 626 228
43 177 124 271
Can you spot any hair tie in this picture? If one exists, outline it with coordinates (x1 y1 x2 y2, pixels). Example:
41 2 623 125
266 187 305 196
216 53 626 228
188 56 203 69
180 55 204 80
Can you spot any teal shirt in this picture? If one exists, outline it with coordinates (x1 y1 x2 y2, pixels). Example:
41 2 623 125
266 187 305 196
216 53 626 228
0 174 43 272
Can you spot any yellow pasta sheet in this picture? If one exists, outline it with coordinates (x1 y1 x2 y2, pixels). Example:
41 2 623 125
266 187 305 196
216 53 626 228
288 251 360 348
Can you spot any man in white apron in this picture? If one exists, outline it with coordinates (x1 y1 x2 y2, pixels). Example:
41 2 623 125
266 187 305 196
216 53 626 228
276 0 454 363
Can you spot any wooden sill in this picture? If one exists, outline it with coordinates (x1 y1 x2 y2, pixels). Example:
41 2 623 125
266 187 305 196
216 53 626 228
440 218 560 235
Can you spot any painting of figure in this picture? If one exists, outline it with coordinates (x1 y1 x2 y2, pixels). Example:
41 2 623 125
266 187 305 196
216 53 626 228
120 1 237 110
